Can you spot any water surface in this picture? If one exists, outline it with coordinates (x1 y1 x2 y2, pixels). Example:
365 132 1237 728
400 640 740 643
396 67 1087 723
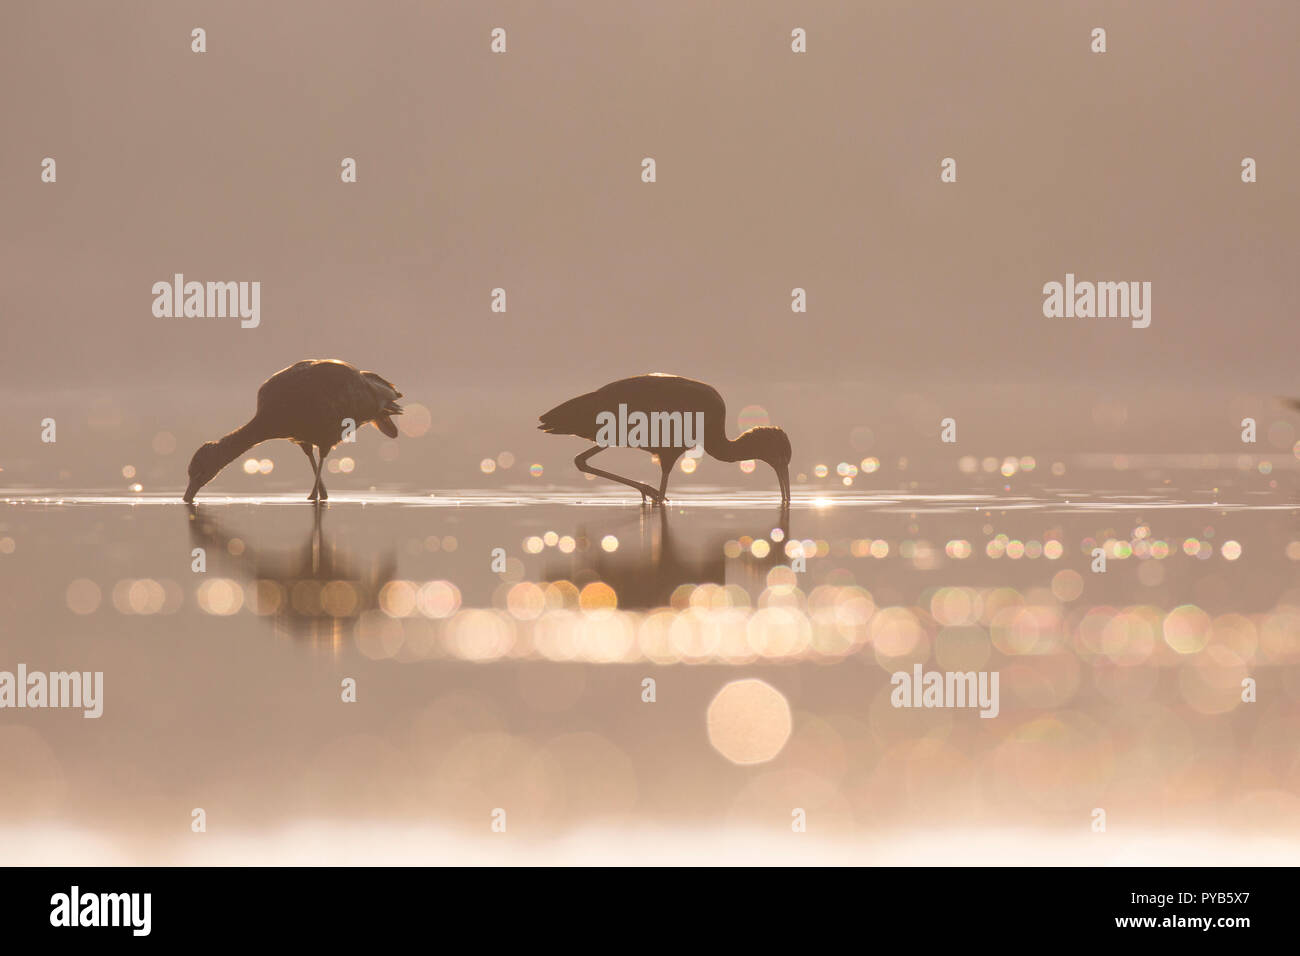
1 482 1297 864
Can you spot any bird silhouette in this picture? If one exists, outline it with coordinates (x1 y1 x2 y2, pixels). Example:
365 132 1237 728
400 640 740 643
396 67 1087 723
183 359 402 503
539 373 791 504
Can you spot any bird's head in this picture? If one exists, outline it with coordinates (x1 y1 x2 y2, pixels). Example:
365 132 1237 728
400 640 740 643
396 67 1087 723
733 425 792 503
183 440 224 503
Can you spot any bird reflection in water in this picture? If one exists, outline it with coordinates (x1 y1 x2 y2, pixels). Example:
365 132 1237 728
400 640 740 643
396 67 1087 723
545 505 791 610
187 505 397 642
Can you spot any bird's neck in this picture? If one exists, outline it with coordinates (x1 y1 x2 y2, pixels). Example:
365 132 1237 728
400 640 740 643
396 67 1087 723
702 414 747 462
212 419 272 469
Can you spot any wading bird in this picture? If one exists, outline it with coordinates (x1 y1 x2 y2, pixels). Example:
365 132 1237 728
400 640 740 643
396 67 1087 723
538 373 791 504
183 359 402 503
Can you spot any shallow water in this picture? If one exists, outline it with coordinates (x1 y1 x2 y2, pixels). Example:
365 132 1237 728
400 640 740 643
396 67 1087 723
1 483 1297 864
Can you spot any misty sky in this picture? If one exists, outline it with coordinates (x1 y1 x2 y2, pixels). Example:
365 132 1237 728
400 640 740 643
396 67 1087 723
3 0 1297 400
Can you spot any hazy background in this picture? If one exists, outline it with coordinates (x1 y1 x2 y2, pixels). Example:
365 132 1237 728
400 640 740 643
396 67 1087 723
0 0 1294 486
4 0 1297 381
3 1 1298 493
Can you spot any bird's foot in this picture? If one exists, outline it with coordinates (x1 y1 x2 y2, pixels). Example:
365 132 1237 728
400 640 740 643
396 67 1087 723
634 483 665 506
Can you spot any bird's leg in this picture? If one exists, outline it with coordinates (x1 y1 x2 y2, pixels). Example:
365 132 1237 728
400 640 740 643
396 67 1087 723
315 445 329 501
574 446 664 503
301 444 320 501
656 450 683 506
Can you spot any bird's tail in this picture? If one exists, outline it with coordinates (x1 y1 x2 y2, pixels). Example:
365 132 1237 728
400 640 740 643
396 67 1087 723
361 370 403 417
362 370 402 404
538 392 591 435
362 371 403 437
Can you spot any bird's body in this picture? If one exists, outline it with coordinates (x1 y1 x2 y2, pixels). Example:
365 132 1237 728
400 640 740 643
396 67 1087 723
540 374 713 439
252 360 401 446
183 359 402 503
539 373 791 503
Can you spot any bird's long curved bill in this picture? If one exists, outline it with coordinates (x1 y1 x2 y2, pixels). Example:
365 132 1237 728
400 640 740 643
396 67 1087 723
183 478 202 503
777 465 790 503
